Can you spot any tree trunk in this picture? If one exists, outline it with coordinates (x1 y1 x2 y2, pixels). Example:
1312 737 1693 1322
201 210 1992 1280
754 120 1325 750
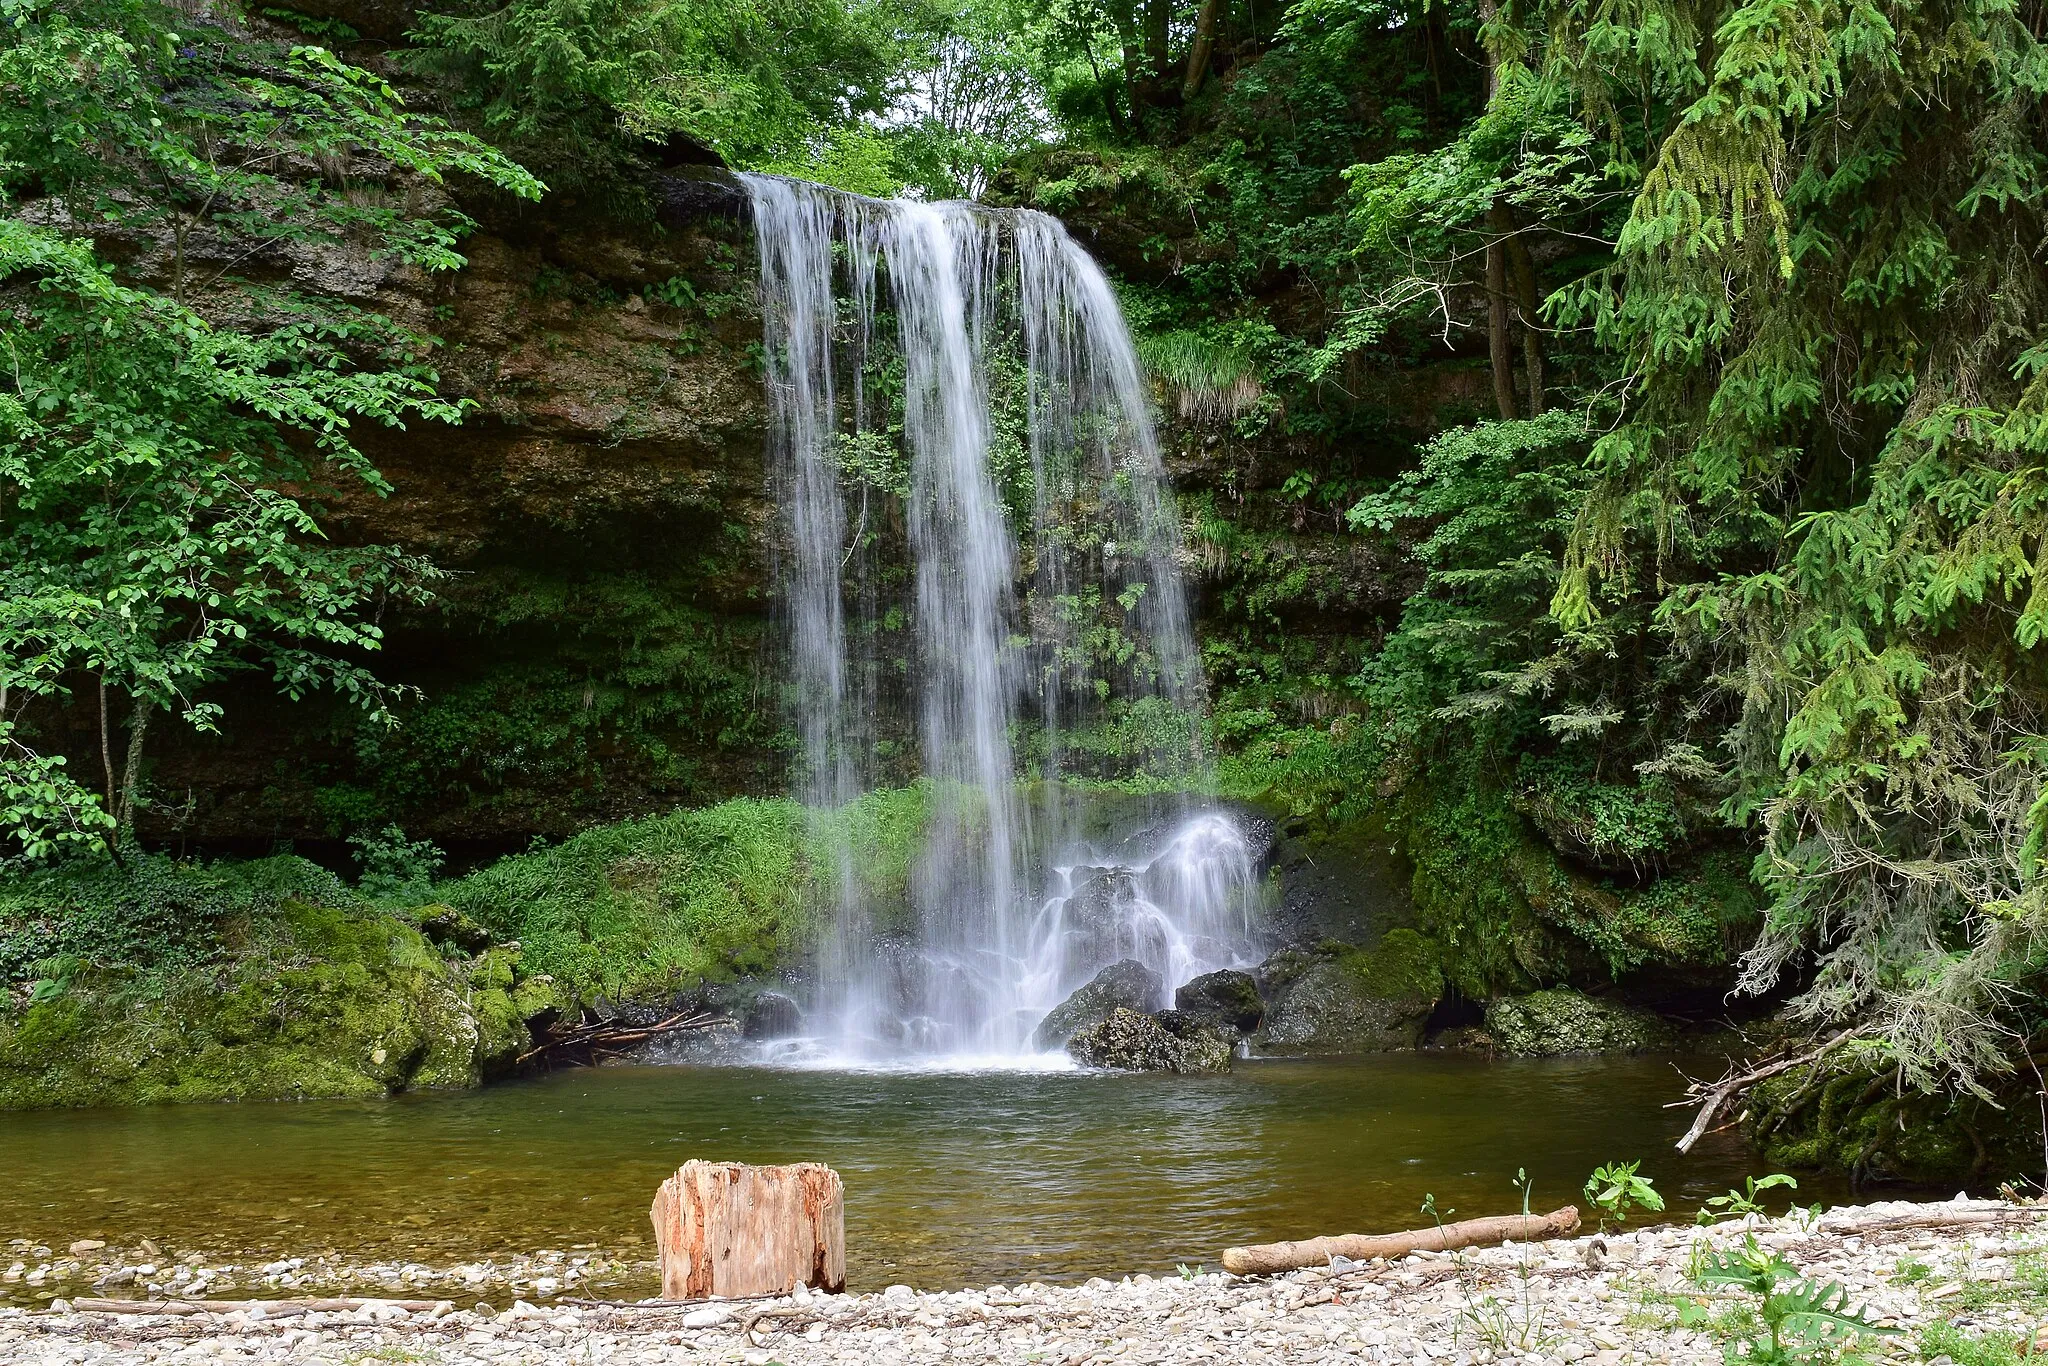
1490 201 1546 416
1084 38 1131 136
1182 0 1224 101
1485 234 1518 420
117 699 152 832
1144 0 1171 81
1475 0 1518 420
98 675 115 812
652 1161 846 1299
1482 196 1540 411
1222 1205 1581 1276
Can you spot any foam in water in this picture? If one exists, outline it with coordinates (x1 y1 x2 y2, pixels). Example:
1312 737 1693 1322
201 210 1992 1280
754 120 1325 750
742 174 1261 1065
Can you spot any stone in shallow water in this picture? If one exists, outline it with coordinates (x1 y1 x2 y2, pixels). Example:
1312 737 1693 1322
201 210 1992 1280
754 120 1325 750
1251 931 1443 1054
1033 961 1164 1050
1482 990 1673 1056
1173 970 1265 1035
1066 1008 1232 1073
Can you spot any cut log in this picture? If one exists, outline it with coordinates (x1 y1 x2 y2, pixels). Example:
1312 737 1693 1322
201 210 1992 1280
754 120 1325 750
1222 1205 1581 1276
651 1160 846 1299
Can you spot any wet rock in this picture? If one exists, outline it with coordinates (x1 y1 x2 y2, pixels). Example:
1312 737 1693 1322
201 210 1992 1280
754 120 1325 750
1066 1007 1232 1073
1173 969 1264 1035
1252 930 1443 1054
741 991 803 1040
1033 960 1163 1049
1483 989 1674 1056
1051 868 1145 979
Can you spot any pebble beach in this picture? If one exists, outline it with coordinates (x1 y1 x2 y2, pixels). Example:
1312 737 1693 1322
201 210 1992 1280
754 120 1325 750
2 1198 2040 1365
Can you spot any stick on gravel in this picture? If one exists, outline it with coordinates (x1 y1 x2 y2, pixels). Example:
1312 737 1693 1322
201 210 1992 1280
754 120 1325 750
1222 1205 1581 1275
68 1297 452 1316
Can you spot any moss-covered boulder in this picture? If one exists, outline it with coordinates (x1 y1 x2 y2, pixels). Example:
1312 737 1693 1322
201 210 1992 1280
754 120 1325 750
1066 1007 1232 1073
1252 930 1444 1054
1482 988 1674 1056
1174 969 1265 1035
1033 959 1165 1049
1746 1060 2040 1186
0 900 559 1110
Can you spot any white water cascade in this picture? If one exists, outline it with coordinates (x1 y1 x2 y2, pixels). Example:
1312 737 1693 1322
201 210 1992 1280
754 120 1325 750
742 174 1264 1064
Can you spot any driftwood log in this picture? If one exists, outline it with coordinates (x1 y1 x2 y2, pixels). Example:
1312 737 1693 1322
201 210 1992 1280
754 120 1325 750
1222 1205 1582 1276
652 1160 846 1298
68 1297 451 1316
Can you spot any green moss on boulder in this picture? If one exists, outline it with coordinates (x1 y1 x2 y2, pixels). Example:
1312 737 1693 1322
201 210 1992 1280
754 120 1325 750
1253 929 1444 1053
1747 1061 2039 1186
0 899 557 1110
1482 988 1674 1056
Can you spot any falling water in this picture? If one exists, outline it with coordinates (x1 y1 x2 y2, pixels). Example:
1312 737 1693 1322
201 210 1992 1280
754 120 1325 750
742 173 1261 1063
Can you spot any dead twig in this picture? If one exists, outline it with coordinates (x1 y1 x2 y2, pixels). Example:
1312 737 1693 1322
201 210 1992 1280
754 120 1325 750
1671 1031 1851 1154
517 1010 734 1066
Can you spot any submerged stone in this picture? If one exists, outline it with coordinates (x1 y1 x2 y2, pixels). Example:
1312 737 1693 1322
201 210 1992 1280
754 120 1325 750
1032 960 1164 1050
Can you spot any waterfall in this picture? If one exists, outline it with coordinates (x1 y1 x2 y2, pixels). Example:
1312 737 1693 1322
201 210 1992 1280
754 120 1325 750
742 174 1258 1063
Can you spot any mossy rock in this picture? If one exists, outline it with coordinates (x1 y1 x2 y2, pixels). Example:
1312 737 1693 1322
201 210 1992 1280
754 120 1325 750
1747 1061 2039 1186
1252 929 1444 1054
1482 989 1674 1056
0 900 554 1110
1173 969 1264 1035
1034 959 1164 1049
1066 1007 1232 1073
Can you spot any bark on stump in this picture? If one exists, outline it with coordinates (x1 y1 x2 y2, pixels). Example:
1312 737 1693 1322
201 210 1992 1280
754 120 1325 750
651 1160 847 1298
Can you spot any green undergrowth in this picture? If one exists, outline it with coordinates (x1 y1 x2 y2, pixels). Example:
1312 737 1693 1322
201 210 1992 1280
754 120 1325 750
434 783 933 1005
0 783 935 1108
0 859 548 1109
1216 728 1758 997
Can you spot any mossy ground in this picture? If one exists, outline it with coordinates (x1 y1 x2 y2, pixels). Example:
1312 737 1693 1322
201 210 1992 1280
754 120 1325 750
1482 988 1674 1056
437 783 932 1005
0 890 548 1109
0 786 937 1109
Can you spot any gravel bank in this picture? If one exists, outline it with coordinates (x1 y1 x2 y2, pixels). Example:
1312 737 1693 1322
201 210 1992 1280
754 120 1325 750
0 1199 2038 1365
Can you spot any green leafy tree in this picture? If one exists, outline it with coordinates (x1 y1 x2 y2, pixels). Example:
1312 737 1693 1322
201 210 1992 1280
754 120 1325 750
0 0 541 859
1336 0 2048 1093
407 0 901 191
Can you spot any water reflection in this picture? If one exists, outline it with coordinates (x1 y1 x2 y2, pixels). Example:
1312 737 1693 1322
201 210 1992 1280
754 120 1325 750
0 1054 1826 1290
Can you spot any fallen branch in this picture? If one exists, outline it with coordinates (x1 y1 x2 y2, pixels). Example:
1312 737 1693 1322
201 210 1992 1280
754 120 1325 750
559 1293 787 1311
1672 1031 1851 1154
517 1009 733 1066
1221 1205 1581 1276
67 1297 451 1317
1815 1205 2040 1236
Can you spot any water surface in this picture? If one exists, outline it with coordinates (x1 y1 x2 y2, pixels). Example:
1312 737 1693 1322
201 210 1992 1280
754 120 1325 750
0 1055 1826 1290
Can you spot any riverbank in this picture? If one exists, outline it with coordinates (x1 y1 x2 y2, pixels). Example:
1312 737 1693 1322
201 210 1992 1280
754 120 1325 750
0 1198 2037 1365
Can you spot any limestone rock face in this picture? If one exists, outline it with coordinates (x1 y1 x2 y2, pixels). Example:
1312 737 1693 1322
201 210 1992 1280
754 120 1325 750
1033 959 1164 1050
1252 930 1444 1054
1173 969 1265 1035
1065 1007 1233 1073
1483 989 1674 1056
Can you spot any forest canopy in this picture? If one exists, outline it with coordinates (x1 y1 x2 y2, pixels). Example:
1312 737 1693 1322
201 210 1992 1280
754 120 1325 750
4 0 2048 1142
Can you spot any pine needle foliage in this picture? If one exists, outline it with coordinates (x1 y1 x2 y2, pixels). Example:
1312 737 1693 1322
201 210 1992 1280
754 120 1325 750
1475 0 2048 1087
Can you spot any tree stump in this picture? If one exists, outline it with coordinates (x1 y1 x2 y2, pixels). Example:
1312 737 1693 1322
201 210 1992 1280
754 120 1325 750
650 1161 846 1298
